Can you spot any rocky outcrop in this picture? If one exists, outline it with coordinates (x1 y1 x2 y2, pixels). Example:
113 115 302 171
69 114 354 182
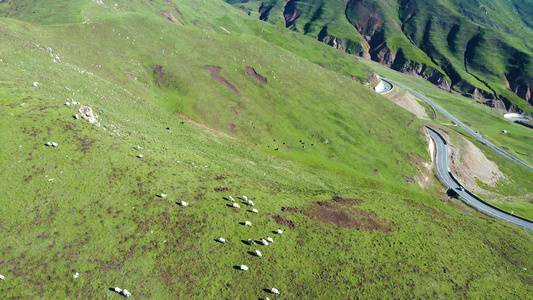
503 73 533 106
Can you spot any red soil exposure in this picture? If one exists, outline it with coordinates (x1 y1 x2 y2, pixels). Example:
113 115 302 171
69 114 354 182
203 65 241 96
272 215 296 229
305 201 391 232
331 196 364 205
245 66 267 84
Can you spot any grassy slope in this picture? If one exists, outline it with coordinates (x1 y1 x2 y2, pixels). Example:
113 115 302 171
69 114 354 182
0 0 532 298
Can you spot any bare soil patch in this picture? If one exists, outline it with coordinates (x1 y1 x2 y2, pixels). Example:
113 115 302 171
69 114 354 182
331 196 364 205
245 66 267 84
229 123 237 133
159 11 184 24
448 132 507 194
214 187 228 192
385 88 429 120
281 207 301 213
304 201 390 232
203 65 241 96
272 215 296 229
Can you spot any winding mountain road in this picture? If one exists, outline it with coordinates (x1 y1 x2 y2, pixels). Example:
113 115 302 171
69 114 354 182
380 76 533 172
427 127 533 230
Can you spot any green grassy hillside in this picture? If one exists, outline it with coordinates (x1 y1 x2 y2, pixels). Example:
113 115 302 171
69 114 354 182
0 0 532 298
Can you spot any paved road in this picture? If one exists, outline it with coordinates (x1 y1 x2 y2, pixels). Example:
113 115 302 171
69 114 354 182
427 127 533 230
380 76 533 172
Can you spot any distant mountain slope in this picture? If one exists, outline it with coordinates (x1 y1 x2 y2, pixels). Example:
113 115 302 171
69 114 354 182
226 0 533 115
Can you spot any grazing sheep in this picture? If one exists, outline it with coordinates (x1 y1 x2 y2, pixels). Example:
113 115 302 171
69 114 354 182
134 145 142 150
218 237 226 243
228 196 234 202
0 274 5 280
122 289 132 297
254 250 262 257
271 288 280 294
277 229 283 235
160 193 167 198
180 201 189 206
137 154 144 158
65 101 70 106
247 239 255 245
73 114 79 120
51 142 58 147
243 195 248 201
33 82 39 87
232 203 240 208
267 237 273 243
266 298 270 300
73 272 79 279
251 208 258 213
114 287 122 293
248 200 254 206
46 142 53 147
244 221 252 227
261 239 269 246
240 265 249 271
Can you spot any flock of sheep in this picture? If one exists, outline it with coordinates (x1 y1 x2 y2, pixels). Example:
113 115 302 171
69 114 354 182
209 194 283 298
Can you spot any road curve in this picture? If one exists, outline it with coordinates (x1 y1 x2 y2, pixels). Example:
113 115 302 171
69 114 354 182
427 127 533 230
380 76 533 172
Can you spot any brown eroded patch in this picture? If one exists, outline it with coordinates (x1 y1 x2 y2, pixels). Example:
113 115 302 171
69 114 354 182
281 207 301 213
203 65 241 96
331 196 364 205
272 215 296 229
245 66 267 84
229 123 237 133
214 187 228 192
159 11 184 25
305 201 391 232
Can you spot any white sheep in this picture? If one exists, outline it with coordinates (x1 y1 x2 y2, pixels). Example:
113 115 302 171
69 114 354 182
240 265 249 271
134 145 142 150
254 250 262 257
243 195 248 201
122 289 132 297
180 201 189 206
137 154 144 158
65 101 70 106
160 193 167 198
46 142 53 147
247 239 255 245
218 237 226 243
0 274 5 280
248 200 254 206
33 82 39 87
277 229 283 235
73 272 79 279
232 203 240 208
261 238 269 245
244 221 252 227
251 208 258 213
271 287 280 294
51 142 58 147
228 196 234 202
267 237 273 243
73 114 79 119
114 287 122 293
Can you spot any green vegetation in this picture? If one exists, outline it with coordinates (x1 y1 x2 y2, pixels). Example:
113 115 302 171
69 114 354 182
0 0 532 298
